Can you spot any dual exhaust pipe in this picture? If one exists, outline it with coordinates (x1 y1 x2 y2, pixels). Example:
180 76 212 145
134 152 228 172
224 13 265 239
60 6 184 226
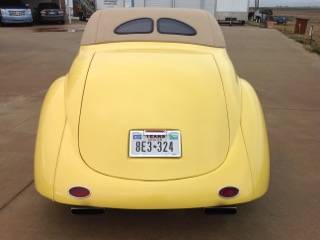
71 206 237 215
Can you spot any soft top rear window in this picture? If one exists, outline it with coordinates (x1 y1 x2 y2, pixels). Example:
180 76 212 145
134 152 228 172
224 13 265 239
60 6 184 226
114 18 154 35
157 18 197 36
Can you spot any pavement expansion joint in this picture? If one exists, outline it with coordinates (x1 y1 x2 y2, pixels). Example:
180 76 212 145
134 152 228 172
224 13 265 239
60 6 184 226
0 180 34 211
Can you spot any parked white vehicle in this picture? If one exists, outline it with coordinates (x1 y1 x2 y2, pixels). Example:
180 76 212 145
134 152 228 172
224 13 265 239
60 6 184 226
215 0 248 24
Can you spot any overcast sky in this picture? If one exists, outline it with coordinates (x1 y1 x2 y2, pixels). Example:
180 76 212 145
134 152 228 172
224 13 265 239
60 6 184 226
250 0 320 7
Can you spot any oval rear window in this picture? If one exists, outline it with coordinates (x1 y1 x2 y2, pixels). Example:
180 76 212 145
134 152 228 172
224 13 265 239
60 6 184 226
157 18 197 36
114 18 154 34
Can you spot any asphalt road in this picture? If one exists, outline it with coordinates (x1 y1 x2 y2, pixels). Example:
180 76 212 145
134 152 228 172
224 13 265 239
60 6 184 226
0 24 319 240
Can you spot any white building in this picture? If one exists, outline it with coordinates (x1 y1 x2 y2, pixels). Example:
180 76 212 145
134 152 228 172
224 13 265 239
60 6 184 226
97 0 249 22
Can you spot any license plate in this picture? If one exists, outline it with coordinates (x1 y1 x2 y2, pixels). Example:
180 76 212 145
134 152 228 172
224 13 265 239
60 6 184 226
129 130 181 158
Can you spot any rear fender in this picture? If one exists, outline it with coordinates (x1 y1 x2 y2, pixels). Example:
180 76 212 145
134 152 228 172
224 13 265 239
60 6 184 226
240 79 270 199
34 77 66 200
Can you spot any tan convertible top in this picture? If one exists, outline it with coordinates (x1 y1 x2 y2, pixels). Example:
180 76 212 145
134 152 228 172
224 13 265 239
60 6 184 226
81 8 226 48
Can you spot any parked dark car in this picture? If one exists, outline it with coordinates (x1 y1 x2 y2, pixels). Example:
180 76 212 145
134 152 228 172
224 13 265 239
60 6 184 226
35 2 64 24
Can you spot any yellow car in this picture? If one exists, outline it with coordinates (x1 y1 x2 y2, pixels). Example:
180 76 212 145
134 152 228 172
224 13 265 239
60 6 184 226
35 8 269 212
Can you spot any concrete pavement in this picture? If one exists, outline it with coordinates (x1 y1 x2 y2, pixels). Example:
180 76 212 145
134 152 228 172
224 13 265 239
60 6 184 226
0 25 319 240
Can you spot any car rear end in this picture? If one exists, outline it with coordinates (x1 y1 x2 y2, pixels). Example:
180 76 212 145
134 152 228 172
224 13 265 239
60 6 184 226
46 42 255 209
38 3 64 24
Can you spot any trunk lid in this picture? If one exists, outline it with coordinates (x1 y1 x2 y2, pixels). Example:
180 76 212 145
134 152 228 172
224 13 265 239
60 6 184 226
78 48 229 180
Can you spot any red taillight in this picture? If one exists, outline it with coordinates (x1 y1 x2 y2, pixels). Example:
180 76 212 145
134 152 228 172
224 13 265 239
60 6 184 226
219 187 239 198
69 186 90 198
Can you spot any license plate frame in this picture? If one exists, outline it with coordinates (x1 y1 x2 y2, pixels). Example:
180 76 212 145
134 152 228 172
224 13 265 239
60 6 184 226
129 130 181 158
